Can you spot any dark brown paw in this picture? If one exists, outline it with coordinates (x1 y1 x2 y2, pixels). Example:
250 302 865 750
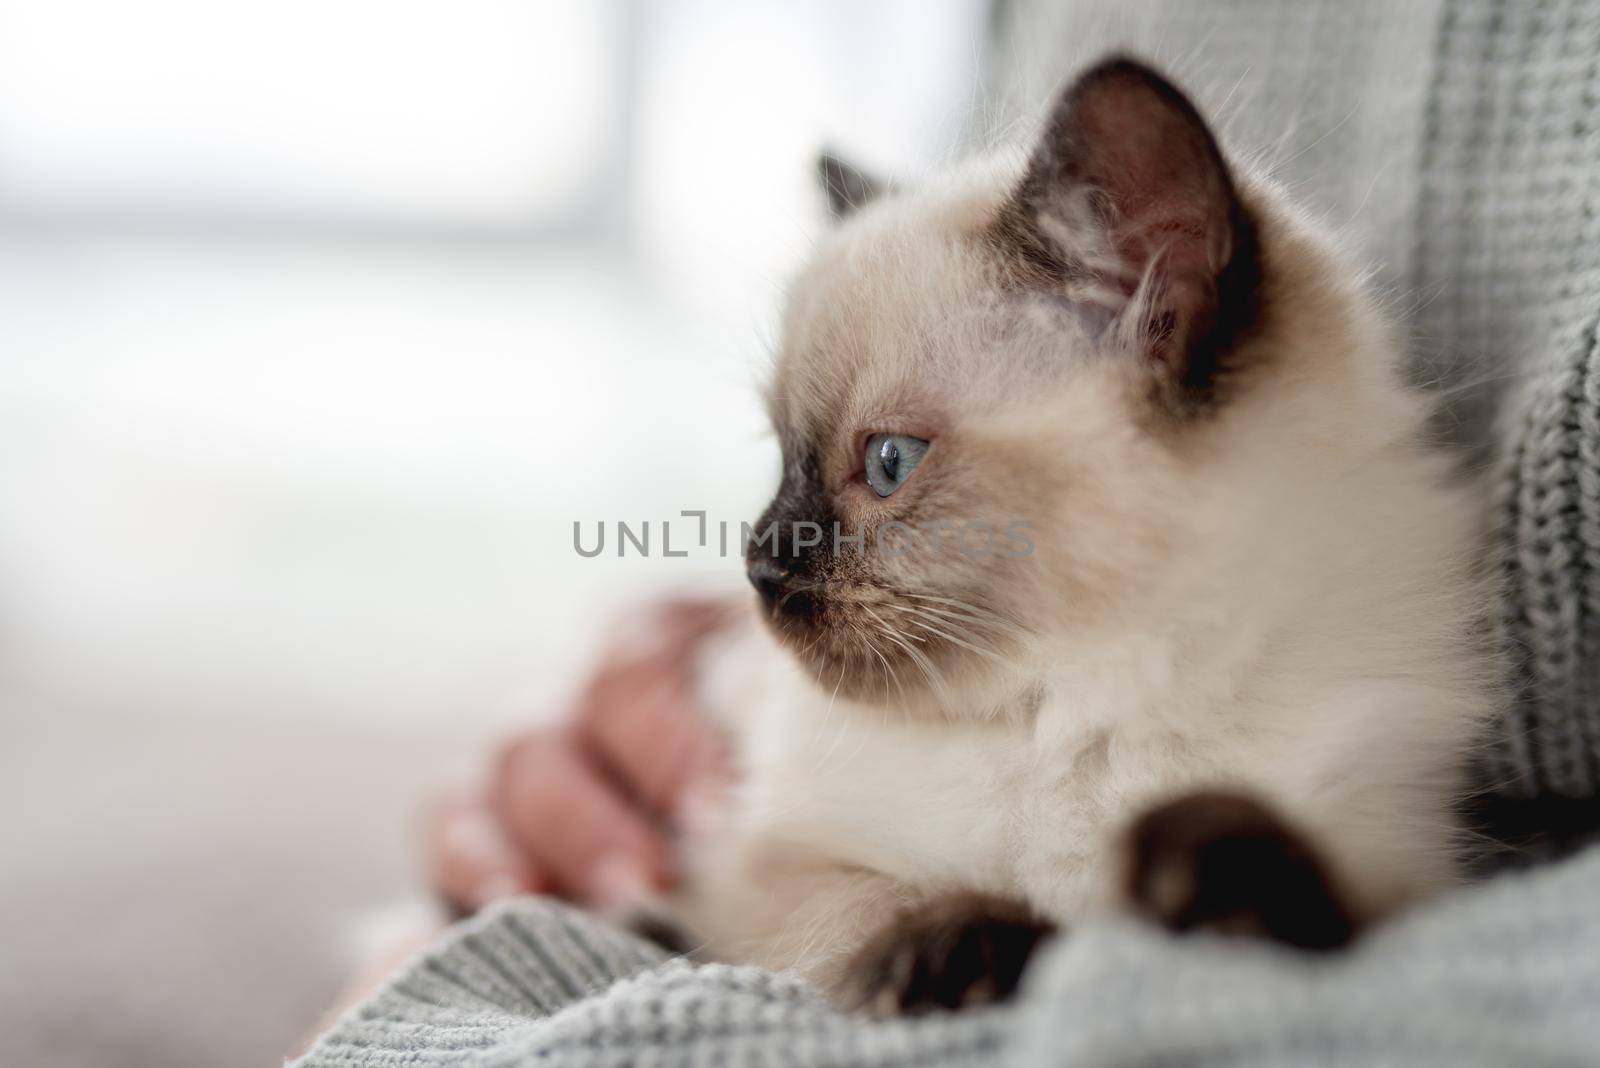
843 895 1055 1017
1125 790 1358 950
624 908 696 956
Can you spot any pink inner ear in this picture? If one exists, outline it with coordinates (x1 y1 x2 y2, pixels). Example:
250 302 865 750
1071 74 1234 284
1049 66 1239 365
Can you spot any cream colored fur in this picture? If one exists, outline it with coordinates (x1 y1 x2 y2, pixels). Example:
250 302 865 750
669 136 1497 1002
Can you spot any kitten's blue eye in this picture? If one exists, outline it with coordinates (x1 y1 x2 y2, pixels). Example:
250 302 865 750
864 433 929 497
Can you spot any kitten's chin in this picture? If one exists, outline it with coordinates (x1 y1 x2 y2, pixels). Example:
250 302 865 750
761 613 893 703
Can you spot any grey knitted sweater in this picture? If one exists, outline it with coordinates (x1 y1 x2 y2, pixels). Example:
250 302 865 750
298 847 1600 1066
297 2 1600 1063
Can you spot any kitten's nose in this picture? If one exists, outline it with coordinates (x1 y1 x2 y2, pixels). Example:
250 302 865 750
747 557 816 617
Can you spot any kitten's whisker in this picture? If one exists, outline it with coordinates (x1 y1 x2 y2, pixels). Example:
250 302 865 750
901 614 1012 666
889 604 1011 655
811 661 852 774
903 591 1024 628
869 624 911 710
870 611 954 710
863 632 903 707
881 600 1024 641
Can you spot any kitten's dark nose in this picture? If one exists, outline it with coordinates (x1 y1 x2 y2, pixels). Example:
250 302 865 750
747 557 816 618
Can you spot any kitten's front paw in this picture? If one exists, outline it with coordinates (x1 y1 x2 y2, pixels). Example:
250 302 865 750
1124 790 1358 950
842 895 1055 1017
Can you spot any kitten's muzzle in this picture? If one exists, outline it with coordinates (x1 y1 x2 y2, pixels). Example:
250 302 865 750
747 557 818 619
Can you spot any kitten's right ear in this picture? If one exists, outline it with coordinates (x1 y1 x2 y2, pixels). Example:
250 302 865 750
996 57 1260 400
817 150 888 221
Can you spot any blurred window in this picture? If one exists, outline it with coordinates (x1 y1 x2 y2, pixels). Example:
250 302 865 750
0 0 626 231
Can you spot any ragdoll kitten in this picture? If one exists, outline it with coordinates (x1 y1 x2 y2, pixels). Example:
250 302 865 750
667 57 1497 1014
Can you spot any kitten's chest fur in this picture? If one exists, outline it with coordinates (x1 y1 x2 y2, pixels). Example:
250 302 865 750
681 616 1480 978
734 696 1147 915
755 707 1033 889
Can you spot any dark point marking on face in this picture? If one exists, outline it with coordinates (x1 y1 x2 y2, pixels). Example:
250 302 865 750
746 443 841 621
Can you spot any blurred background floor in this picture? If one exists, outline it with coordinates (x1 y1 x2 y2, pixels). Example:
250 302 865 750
0 235 765 1065
2 707 473 1068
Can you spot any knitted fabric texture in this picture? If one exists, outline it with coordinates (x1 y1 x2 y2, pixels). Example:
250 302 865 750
1414 0 1600 799
294 845 1600 1067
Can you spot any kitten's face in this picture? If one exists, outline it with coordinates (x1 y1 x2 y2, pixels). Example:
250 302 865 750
748 60 1268 712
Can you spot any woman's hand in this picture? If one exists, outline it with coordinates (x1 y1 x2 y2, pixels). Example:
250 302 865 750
427 596 733 913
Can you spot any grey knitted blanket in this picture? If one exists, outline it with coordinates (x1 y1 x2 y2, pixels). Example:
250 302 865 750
297 844 1600 1066
297 2 1600 1063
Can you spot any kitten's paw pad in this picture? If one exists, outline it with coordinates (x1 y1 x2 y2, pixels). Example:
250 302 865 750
1125 790 1358 950
844 897 1054 1017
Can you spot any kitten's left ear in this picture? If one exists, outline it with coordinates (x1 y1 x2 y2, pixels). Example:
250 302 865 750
817 150 889 221
999 57 1259 397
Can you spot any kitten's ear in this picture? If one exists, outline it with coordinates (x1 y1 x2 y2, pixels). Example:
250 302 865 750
1000 57 1259 395
817 150 889 221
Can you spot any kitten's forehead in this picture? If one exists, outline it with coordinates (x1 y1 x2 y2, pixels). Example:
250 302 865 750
769 178 1038 441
